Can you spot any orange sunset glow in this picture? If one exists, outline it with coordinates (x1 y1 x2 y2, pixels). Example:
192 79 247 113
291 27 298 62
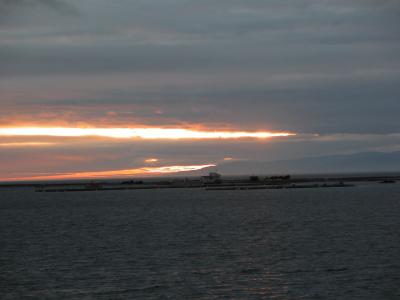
145 158 159 163
0 125 296 181
4 164 216 182
0 127 295 140
0 142 56 147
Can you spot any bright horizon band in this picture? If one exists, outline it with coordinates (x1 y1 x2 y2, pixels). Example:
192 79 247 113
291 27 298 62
4 164 216 181
0 127 295 139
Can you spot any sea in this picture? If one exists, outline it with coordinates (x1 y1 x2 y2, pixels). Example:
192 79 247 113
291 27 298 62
1 183 399 299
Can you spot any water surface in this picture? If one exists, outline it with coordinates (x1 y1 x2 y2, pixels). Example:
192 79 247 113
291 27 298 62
1 184 399 299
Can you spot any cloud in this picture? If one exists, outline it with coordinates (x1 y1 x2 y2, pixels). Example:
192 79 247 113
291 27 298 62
0 0 78 16
1 131 400 180
2 163 216 181
0 0 399 178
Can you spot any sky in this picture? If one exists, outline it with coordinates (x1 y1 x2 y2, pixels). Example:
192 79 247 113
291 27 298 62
0 0 399 181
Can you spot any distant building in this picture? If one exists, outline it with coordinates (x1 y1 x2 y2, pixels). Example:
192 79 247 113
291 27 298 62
201 172 222 184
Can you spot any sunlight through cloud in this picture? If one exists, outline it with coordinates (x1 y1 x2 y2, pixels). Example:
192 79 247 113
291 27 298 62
5 164 216 181
0 127 295 140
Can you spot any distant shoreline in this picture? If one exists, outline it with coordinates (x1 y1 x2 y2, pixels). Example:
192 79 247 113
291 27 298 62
1 173 398 192
1 171 400 186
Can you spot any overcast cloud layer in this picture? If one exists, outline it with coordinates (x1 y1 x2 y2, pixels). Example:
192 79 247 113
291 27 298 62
0 0 399 179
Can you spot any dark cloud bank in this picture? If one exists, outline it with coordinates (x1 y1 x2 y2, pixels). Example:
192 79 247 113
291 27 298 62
1 0 399 134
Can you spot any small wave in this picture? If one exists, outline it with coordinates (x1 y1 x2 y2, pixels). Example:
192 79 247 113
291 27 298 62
240 267 262 274
93 285 166 296
325 267 348 273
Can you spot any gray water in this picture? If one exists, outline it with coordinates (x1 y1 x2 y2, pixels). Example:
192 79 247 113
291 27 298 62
1 184 399 299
